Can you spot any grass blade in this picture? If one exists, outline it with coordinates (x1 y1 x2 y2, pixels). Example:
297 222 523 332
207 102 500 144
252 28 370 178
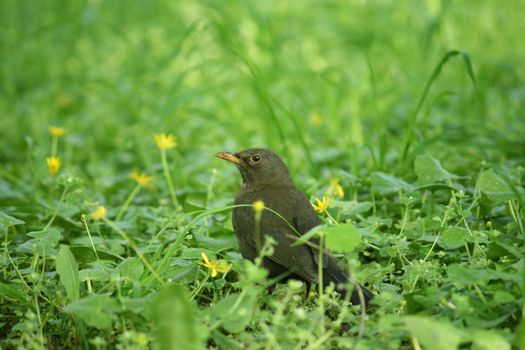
56 245 80 302
0 281 35 311
401 50 477 163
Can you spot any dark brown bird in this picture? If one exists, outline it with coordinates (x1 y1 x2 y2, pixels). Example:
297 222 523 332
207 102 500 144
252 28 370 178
216 148 372 306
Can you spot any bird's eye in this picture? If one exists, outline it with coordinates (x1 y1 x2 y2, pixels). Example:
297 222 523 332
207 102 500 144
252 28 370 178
251 154 261 163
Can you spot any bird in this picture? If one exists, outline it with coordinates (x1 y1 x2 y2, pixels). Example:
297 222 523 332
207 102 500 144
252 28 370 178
215 148 373 306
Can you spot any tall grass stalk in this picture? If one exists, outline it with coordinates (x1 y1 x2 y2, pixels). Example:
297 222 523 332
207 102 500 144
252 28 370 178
400 50 476 163
160 149 180 211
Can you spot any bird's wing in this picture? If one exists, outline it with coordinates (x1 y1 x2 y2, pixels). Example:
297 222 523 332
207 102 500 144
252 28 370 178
263 221 319 282
289 190 329 268
260 189 330 283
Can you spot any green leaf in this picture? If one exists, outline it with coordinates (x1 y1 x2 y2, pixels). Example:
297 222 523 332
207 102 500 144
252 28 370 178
486 269 522 285
69 246 123 264
447 264 489 286
465 312 515 329
492 291 516 304
27 228 62 241
79 262 112 282
56 245 80 301
64 294 120 329
414 154 456 184
193 233 238 252
292 223 362 253
324 223 362 253
120 294 155 318
18 228 62 255
211 330 243 350
115 257 144 281
470 330 510 350
477 169 515 202
331 200 373 217
415 183 456 192
0 281 35 311
371 172 413 195
0 212 25 227
405 316 462 350
347 201 373 216
292 225 324 246
210 292 256 333
438 227 469 249
516 314 525 350
152 284 204 350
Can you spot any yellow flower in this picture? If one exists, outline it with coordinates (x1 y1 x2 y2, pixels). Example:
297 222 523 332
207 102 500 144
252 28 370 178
130 170 154 189
309 112 322 126
48 126 65 138
135 333 148 346
312 196 329 213
252 200 265 214
154 133 177 150
46 156 61 176
200 252 231 278
328 179 344 198
91 206 107 220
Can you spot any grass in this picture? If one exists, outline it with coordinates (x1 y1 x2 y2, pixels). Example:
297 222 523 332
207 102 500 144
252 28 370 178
1 0 524 349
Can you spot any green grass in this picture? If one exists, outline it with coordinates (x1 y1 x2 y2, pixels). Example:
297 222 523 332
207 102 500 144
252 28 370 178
1 0 524 349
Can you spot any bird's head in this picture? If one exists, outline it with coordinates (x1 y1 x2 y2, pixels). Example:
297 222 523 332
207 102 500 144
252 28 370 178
215 148 293 188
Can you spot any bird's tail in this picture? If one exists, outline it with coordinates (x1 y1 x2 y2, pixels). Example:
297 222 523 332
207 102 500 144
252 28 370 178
323 263 373 307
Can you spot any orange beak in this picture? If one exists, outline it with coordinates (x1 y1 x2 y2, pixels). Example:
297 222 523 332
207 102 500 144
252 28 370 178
215 152 243 165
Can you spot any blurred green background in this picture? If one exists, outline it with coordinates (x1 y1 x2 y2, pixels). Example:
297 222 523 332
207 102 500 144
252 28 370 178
2 0 524 185
1 0 525 348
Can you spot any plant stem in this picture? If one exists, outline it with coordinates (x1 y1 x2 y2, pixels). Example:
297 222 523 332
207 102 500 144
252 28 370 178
306 330 333 350
51 137 58 157
3 227 8 279
44 186 69 230
115 184 141 222
160 149 180 210
509 200 524 237
81 215 104 274
189 274 209 301
254 210 262 254
102 217 165 286
34 294 45 348
318 233 324 331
